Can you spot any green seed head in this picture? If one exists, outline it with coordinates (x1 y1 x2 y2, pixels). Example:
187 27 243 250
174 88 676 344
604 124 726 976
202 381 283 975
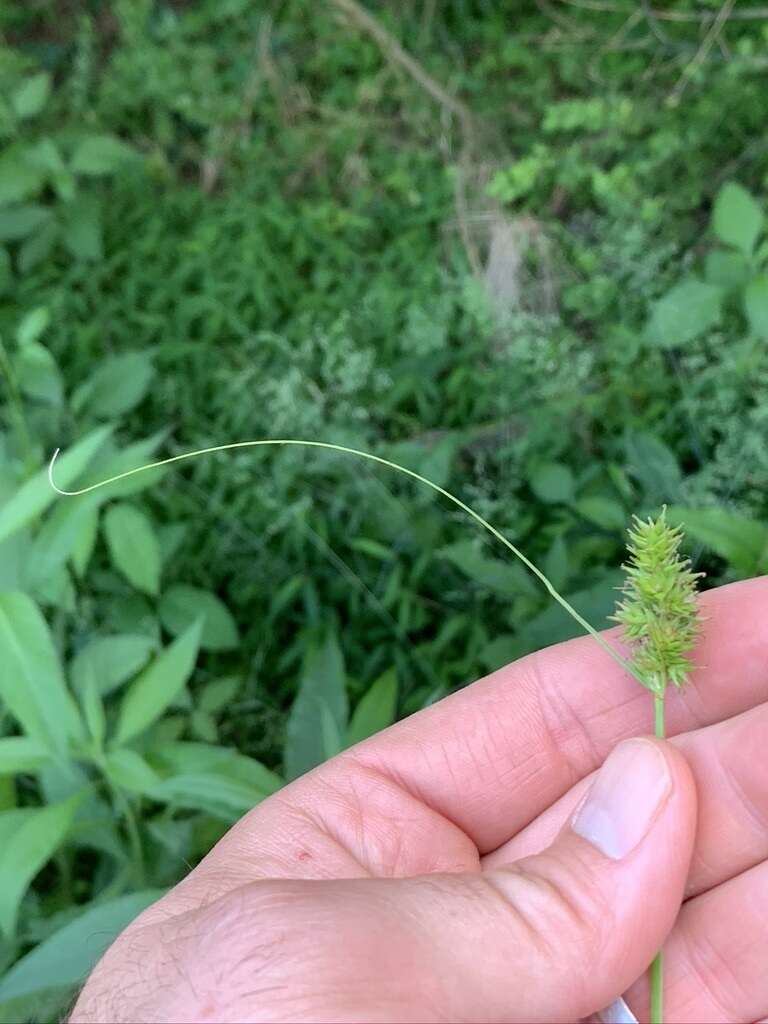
613 508 703 692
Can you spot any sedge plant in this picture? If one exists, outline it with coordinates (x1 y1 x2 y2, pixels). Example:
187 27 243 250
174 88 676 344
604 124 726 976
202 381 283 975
612 509 703 1024
49 440 702 1024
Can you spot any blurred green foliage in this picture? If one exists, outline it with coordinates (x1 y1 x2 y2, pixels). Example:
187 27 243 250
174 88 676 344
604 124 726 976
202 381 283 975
1 0 767 1017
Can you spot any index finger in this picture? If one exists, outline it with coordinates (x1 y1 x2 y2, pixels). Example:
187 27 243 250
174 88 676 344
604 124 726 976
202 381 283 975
351 576 768 853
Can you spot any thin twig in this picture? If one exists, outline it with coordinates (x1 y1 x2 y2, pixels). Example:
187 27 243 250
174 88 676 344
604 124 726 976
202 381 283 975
669 0 737 105
330 0 476 132
329 0 485 276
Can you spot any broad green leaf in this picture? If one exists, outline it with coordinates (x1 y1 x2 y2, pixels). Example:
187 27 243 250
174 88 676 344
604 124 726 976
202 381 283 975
199 675 241 714
159 584 239 651
26 496 101 587
70 135 137 176
0 890 162 1004
114 621 201 745
0 593 82 754
530 462 575 504
78 431 168 499
624 432 681 501
61 196 102 261
18 220 59 272
712 182 764 256
15 306 49 347
0 796 78 938
667 506 768 575
346 668 398 747
72 350 155 419
104 749 162 793
150 772 270 820
744 276 768 337
0 153 43 204
0 737 49 775
0 205 51 242
574 496 626 531
14 342 62 404
149 742 282 796
645 278 722 348
11 73 51 120
517 571 624 655
440 540 538 597
284 631 348 781
104 503 161 596
704 249 749 290
0 424 112 545
70 634 157 697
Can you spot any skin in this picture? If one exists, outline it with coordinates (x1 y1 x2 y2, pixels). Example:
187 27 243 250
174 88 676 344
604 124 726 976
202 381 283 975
71 577 768 1023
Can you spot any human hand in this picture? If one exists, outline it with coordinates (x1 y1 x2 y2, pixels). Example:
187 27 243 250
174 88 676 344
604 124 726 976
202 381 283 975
71 578 768 1023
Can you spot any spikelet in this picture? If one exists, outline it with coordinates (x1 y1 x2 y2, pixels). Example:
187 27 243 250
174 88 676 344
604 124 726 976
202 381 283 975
613 508 703 694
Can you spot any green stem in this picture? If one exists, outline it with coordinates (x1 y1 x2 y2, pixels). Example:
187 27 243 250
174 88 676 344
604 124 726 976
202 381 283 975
654 691 665 740
650 949 664 1024
650 686 665 1024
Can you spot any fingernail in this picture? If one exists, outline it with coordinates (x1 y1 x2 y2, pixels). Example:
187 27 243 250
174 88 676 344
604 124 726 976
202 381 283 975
572 739 671 860
595 996 638 1023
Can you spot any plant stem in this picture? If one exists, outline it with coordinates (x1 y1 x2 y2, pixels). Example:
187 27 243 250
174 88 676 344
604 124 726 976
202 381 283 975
654 691 665 740
650 950 664 1024
650 686 665 1024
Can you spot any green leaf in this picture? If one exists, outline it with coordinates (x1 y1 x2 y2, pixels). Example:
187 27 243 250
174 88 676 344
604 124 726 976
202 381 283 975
529 462 575 504
16 307 50 348
0 890 163 1004
104 749 162 792
645 278 722 348
114 621 201 745
346 668 398 747
150 772 269 820
666 506 768 576
11 73 51 120
0 593 82 754
744 276 768 337
18 220 59 273
159 584 239 651
284 631 348 780
0 424 112 545
0 796 79 938
704 249 750 290
624 432 681 501
574 496 626 531
70 502 100 577
81 674 106 749
26 496 101 587
70 634 157 697
61 196 102 262
712 182 764 256
0 153 44 205
199 675 241 714
103 503 161 596
440 540 538 597
72 350 155 419
0 205 51 242
0 738 50 775
14 342 62 405
70 135 137 176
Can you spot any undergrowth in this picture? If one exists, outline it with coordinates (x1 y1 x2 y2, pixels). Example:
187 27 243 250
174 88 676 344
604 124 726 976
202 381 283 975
0 1 767 1018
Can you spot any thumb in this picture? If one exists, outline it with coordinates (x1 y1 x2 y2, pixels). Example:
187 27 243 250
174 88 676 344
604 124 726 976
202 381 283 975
379 737 696 1023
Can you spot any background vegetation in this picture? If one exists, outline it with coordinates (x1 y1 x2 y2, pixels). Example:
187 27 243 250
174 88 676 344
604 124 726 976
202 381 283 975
0 0 767 1018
